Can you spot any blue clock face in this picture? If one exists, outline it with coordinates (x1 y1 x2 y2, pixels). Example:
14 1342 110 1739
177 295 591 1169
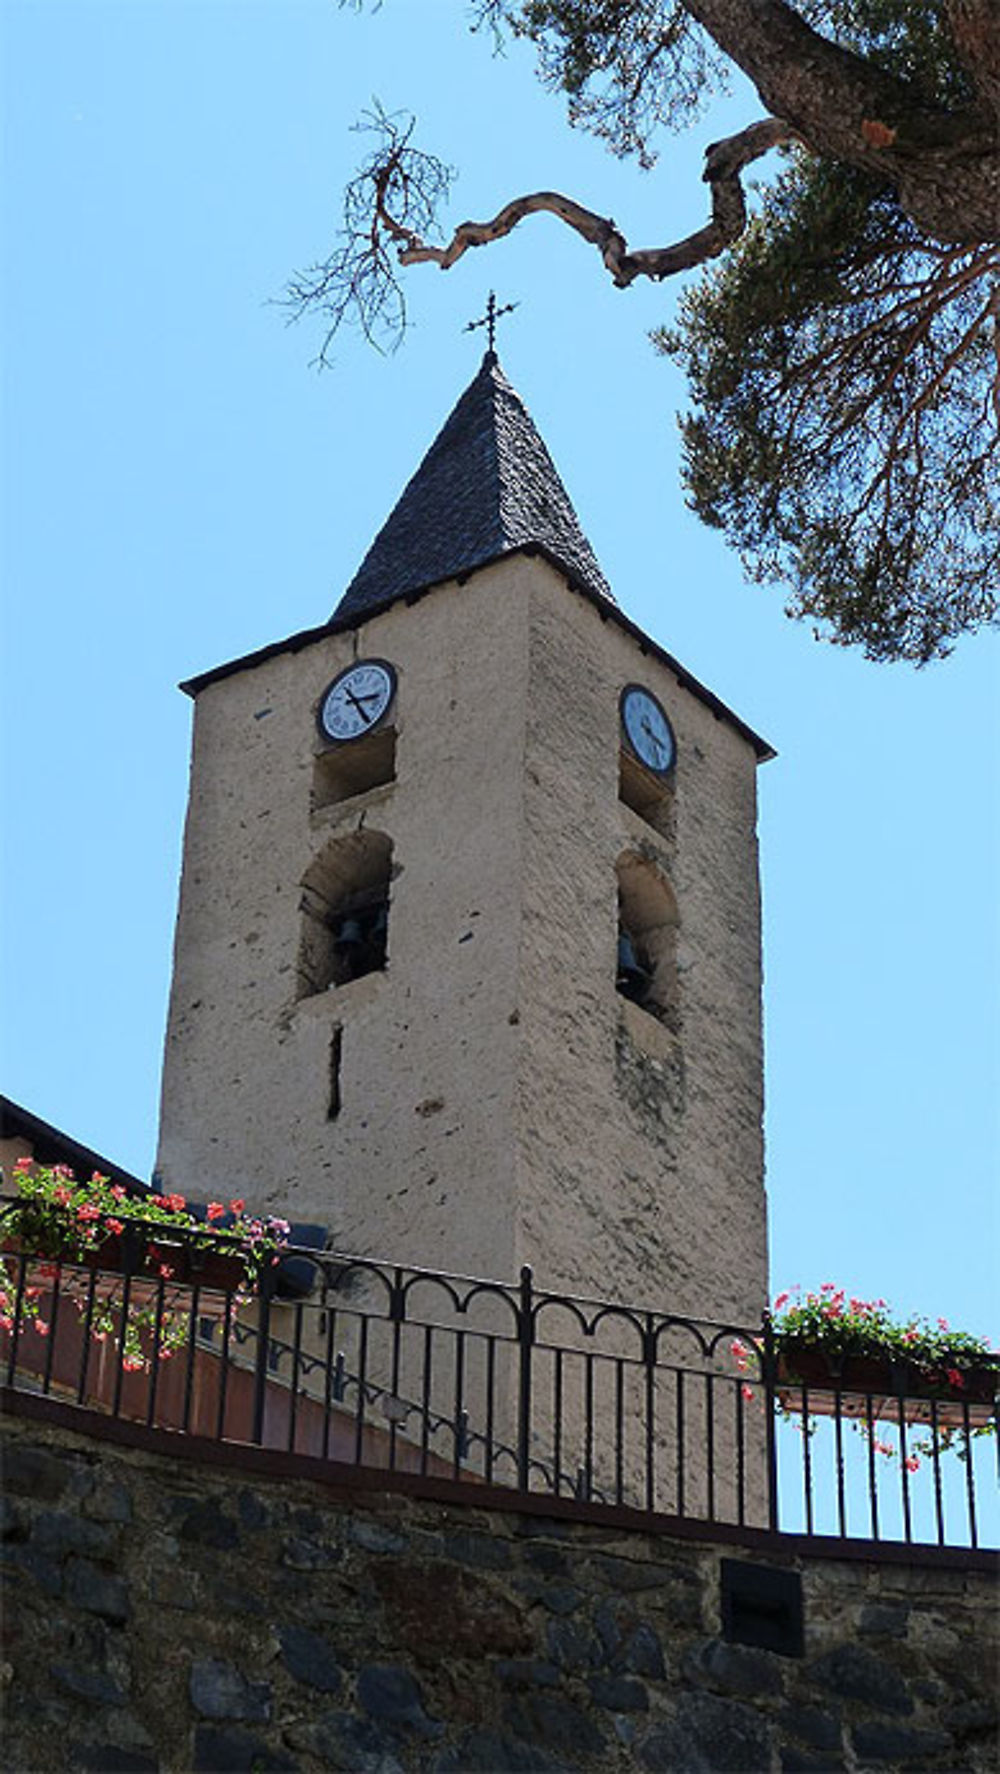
621 685 675 777
318 660 396 742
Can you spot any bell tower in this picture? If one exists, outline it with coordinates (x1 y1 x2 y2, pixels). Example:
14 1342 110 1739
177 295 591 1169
156 352 772 1324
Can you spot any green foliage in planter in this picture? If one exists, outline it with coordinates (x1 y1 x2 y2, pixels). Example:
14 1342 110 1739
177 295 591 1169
771 1285 997 1377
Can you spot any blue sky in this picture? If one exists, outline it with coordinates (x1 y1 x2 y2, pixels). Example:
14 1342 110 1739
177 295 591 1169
2 1 997 1354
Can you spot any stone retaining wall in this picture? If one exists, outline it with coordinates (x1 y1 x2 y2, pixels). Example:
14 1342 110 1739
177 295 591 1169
1 1407 996 1773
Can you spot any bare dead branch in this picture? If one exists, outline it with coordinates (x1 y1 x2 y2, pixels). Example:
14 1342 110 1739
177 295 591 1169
378 116 796 289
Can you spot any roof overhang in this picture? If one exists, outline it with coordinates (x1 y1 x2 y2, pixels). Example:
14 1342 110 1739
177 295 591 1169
180 548 776 764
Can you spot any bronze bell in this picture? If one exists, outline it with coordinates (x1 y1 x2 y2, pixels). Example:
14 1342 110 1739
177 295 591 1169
334 915 365 951
617 931 652 1004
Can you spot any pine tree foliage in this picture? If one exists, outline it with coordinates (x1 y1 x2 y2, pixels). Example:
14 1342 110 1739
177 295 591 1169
294 0 999 661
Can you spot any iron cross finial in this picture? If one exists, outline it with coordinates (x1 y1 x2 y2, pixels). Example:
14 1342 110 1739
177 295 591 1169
464 291 518 354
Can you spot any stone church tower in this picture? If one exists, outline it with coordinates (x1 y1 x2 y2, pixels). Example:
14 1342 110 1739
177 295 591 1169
156 352 772 1326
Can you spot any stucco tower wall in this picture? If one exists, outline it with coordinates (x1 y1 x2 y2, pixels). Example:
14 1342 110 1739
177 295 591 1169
515 563 767 1324
157 552 766 1327
156 563 531 1281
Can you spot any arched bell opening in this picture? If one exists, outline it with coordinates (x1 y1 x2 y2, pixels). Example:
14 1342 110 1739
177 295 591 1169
296 830 393 1000
615 851 679 1032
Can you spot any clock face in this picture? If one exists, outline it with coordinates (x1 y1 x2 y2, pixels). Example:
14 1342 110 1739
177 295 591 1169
620 684 676 777
318 660 397 743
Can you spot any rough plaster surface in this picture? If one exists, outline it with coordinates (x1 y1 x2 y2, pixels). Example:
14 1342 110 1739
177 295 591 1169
156 557 766 1325
2 1412 997 1774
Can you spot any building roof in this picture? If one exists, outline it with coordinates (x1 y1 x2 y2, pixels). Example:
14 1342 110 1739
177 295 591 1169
332 350 615 624
181 357 774 762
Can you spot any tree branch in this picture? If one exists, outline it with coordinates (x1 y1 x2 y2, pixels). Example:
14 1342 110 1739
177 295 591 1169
378 116 796 289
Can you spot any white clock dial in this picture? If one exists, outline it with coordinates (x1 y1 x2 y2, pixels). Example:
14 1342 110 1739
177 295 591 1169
621 685 676 777
318 660 397 743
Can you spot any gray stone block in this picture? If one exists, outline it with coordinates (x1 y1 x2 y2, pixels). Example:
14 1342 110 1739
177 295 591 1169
278 1624 343 1694
441 1529 513 1570
74 1747 159 1773
594 1598 666 1678
587 1673 650 1711
684 1638 784 1697
357 1663 442 1738
642 1692 772 1773
858 1604 909 1639
435 1729 566 1772
521 1543 569 1577
2 1444 76 1501
809 1645 914 1716
349 1519 408 1555
65 1557 130 1623
286 1709 406 1772
236 1488 270 1529
503 1691 606 1759
84 1482 133 1524
176 1501 240 1550
189 1657 271 1723
192 1726 297 1771
281 1536 342 1569
592 1554 700 1593
2 1542 63 1597
0 1493 27 1541
33 1509 116 1559
50 1662 128 1706
514 1577 584 1615
780 1750 845 1773
783 1705 841 1751
851 1720 953 1763
545 1616 600 1672
493 1659 562 1688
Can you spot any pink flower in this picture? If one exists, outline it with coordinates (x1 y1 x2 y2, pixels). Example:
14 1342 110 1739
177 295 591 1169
821 1283 834 1293
937 1318 949 1331
903 1328 921 1344
946 1369 965 1390
773 1292 789 1311
106 1218 124 1237
159 1265 174 1281
166 1193 186 1213
229 1198 245 1216
741 1384 755 1402
904 1456 920 1473
206 1202 225 1222
35 1321 49 1338
76 1203 101 1222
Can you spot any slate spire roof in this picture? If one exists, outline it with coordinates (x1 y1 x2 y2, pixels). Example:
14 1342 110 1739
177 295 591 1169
332 351 615 623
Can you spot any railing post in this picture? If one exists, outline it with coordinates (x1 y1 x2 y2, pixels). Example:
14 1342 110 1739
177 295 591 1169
250 1263 276 1447
643 1314 657 1515
762 1312 780 1532
516 1265 534 1492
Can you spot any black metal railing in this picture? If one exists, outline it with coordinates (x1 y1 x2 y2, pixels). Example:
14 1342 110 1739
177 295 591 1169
1 1204 996 1551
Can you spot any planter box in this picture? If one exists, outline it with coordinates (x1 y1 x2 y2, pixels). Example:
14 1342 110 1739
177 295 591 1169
2 1230 249 1299
776 1342 998 1429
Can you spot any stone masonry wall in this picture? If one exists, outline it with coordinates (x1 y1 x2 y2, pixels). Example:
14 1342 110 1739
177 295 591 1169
1 1409 997 1774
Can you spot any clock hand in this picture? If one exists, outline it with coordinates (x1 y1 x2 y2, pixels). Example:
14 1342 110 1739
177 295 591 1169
344 689 374 724
640 718 663 759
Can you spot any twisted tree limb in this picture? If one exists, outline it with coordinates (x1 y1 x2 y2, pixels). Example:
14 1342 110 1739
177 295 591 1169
376 116 797 289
